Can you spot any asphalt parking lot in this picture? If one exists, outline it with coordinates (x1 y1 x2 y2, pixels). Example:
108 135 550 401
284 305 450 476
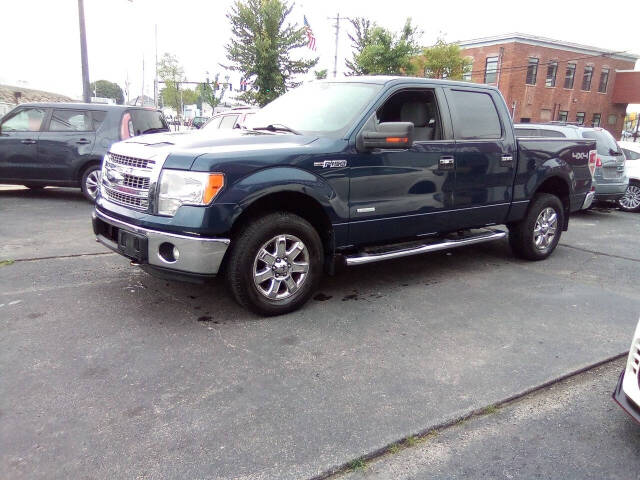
1 186 640 479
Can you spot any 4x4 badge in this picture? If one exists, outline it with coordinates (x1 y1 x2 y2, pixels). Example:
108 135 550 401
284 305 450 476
313 160 348 168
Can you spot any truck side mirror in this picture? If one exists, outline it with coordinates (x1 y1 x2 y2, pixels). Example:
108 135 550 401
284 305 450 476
357 122 414 151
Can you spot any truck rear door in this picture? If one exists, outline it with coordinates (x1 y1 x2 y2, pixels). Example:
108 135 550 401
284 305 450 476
442 87 518 229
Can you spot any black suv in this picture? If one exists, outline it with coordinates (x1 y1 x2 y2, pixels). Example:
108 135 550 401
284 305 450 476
0 103 169 200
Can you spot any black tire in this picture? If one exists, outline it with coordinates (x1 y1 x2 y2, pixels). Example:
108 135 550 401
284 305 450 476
508 193 564 261
618 181 640 213
226 211 323 316
80 165 101 202
23 184 45 190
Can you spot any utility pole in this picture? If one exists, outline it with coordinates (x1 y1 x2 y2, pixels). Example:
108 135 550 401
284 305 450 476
77 0 91 103
329 13 340 78
154 24 158 108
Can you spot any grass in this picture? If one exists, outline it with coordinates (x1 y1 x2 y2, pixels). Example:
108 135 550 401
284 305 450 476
482 404 499 415
405 435 418 447
348 458 367 472
0 259 14 267
387 443 400 454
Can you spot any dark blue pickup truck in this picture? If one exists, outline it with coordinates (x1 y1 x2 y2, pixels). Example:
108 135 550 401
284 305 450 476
93 77 596 315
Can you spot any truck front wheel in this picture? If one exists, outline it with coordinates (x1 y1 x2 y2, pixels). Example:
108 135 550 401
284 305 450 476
226 211 323 316
508 193 564 261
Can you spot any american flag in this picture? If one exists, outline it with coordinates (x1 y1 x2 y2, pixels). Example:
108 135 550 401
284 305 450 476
303 15 316 51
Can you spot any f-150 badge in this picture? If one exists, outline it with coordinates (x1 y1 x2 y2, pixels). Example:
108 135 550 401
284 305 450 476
313 160 348 168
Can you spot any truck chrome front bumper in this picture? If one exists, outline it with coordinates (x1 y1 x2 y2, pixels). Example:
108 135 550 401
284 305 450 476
92 209 229 276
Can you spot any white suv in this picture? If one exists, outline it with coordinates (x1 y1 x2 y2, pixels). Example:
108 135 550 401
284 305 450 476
613 318 640 424
618 141 640 212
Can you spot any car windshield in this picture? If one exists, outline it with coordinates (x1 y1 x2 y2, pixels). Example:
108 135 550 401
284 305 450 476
246 82 382 136
582 129 619 156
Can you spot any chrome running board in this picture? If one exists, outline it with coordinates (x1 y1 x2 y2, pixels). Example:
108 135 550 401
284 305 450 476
345 229 507 266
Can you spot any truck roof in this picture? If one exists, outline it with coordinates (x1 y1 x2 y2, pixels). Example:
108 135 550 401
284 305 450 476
319 75 499 91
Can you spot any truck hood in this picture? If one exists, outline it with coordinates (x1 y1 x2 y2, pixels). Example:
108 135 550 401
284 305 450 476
110 129 319 169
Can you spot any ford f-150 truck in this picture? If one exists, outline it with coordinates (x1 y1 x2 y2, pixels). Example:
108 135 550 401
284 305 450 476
92 77 596 315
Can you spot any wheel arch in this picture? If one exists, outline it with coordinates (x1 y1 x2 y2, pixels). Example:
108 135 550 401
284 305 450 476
533 175 571 230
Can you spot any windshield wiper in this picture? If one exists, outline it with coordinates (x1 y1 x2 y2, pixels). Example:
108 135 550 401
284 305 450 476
142 127 168 134
252 124 301 135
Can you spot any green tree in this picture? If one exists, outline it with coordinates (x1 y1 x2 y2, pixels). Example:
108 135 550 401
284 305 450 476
314 69 328 80
181 89 199 105
224 0 318 106
197 73 228 112
344 17 373 76
412 38 472 80
90 80 124 104
349 18 421 76
158 53 184 114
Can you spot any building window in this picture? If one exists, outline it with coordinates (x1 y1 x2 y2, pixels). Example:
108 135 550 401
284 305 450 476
564 63 576 89
581 66 593 91
576 112 585 125
598 68 609 93
520 117 531 123
558 111 568 122
545 61 558 87
608 114 617 125
591 113 601 127
484 56 498 84
526 58 538 85
462 61 473 81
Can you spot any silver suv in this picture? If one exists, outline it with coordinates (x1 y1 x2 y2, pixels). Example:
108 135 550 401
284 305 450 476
515 123 628 202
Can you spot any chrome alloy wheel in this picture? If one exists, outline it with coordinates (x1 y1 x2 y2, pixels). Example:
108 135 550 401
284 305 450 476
533 207 558 252
619 184 640 211
85 170 101 200
252 234 310 300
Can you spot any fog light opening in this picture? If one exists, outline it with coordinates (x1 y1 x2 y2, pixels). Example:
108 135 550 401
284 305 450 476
158 242 179 263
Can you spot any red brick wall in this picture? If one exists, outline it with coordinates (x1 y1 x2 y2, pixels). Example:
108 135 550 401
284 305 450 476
612 71 640 104
461 42 635 138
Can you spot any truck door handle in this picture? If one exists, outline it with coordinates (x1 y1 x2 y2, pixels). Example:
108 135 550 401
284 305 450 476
439 156 455 169
500 155 513 166
21 139 36 144
76 139 91 144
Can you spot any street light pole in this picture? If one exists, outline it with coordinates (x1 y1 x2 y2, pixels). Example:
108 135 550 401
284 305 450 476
77 0 91 103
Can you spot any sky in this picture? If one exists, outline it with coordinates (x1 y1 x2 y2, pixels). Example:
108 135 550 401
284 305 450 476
1 0 639 108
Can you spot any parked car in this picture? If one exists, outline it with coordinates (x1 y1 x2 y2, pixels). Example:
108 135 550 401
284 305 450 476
201 107 258 131
93 77 595 315
514 123 628 204
191 116 209 129
613 317 640 424
0 103 169 201
618 141 640 212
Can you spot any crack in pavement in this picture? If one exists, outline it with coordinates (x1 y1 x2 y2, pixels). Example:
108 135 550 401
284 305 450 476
559 243 640 263
9 251 115 263
316 352 629 480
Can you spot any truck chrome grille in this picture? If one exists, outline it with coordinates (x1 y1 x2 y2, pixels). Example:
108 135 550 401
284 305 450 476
122 173 150 190
107 152 155 170
631 339 640 376
101 151 155 212
103 186 149 209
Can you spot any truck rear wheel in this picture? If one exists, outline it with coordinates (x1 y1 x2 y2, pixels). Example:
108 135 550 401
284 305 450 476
226 211 323 316
508 193 564 261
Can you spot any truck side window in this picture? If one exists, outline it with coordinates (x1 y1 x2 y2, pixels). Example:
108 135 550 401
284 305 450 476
377 89 441 142
448 90 502 140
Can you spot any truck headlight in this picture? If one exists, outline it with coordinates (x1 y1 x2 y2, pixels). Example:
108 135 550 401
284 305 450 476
157 170 224 216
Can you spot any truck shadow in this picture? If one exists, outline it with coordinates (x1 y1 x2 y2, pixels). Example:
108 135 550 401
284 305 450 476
0 187 86 203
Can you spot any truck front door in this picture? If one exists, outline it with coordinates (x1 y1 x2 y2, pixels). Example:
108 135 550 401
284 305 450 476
348 87 457 245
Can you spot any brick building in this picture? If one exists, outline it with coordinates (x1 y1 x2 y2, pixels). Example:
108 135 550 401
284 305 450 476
458 33 640 138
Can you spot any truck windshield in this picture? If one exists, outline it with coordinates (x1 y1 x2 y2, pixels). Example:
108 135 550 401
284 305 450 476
246 82 382 136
